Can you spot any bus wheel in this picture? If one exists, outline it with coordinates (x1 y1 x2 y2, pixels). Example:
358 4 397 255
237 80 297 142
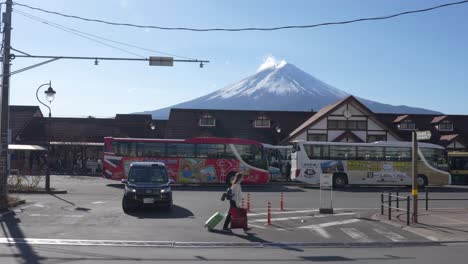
417 175 428 188
226 172 236 186
333 174 347 188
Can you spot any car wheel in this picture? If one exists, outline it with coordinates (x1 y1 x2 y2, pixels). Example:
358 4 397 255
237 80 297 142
417 175 428 188
333 174 347 188
122 197 133 214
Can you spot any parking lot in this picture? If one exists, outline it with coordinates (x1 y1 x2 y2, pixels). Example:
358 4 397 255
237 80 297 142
3 176 467 248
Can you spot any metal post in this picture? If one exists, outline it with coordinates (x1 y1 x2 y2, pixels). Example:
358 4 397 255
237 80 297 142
396 191 399 209
388 192 392 220
407 196 410 225
0 0 13 211
380 193 384 215
280 192 284 211
425 187 429 211
412 132 418 223
45 111 51 191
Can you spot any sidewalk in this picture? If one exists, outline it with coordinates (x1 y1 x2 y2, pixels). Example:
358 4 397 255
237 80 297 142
373 208 468 242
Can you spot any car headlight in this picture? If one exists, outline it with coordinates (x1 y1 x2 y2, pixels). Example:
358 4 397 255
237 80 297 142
126 187 136 193
161 186 171 193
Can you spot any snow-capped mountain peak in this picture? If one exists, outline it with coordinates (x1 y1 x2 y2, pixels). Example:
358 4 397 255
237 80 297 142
140 57 441 119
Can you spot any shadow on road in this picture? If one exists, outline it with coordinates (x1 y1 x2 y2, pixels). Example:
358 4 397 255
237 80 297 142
0 212 43 263
125 205 194 219
49 193 92 212
106 184 305 192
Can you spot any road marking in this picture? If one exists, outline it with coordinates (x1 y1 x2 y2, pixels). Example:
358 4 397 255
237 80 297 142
91 201 107 204
310 227 331 238
299 219 361 229
33 204 45 208
341 228 373 242
373 228 407 242
248 209 318 217
248 224 267 229
0 238 174 247
250 213 357 223
29 214 50 217
64 215 84 218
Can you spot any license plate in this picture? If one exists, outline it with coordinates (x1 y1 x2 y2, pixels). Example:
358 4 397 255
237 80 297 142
143 198 154 204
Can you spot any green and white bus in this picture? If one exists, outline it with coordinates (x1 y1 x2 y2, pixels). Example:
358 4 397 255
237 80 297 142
291 141 450 187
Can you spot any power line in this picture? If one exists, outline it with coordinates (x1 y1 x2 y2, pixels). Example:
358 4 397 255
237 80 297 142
14 9 146 58
12 9 196 60
12 0 468 32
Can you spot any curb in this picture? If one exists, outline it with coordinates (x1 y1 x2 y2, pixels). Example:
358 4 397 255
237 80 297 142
9 189 68 194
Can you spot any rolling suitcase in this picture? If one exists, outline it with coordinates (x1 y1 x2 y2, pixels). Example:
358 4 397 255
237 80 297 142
205 212 224 230
229 208 248 229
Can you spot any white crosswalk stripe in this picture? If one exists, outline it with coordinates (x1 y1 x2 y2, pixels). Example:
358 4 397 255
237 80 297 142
373 228 407 242
341 228 373 242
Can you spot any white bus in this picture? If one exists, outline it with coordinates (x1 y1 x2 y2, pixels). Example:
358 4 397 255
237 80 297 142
263 144 293 180
291 141 450 187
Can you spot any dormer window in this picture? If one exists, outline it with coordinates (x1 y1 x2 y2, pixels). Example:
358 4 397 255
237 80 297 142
254 116 271 128
398 120 415 130
199 114 216 127
438 120 453 131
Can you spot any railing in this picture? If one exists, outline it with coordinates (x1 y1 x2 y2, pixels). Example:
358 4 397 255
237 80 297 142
422 187 468 210
381 192 411 225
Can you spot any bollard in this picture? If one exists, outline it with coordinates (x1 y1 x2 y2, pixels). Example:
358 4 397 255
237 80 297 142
280 192 284 211
247 193 251 212
242 198 245 209
388 193 392 220
407 196 410 225
381 193 384 215
425 187 429 211
266 202 272 225
396 191 399 209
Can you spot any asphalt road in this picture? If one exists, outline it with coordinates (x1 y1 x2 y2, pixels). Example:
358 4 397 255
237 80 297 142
1 176 467 263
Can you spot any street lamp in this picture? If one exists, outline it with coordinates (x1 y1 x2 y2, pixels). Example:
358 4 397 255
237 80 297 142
36 81 56 191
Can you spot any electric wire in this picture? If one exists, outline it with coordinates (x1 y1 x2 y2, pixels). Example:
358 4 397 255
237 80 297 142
12 9 196 60
12 0 468 32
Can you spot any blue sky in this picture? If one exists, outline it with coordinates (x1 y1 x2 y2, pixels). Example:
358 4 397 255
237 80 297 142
9 0 468 117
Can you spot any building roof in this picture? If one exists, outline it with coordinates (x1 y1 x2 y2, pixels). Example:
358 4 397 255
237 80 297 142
393 115 410 123
9 105 43 141
164 108 313 144
431 115 448 124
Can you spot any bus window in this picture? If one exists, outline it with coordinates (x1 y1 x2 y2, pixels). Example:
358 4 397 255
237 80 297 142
357 146 384 160
385 147 411 161
234 144 268 170
329 145 356 160
197 144 225 158
167 143 195 157
421 148 449 171
136 142 165 157
304 145 322 159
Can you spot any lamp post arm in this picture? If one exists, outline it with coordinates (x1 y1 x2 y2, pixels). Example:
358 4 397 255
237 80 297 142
36 82 52 117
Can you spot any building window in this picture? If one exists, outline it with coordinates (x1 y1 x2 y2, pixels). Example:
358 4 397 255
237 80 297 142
399 120 415 130
254 116 271 128
199 114 216 127
367 135 387 142
328 120 367 130
438 120 453 131
307 134 327 142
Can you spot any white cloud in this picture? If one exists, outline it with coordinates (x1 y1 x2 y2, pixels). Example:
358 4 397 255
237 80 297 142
257 55 286 73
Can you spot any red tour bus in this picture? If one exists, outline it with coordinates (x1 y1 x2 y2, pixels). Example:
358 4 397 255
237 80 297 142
103 137 270 184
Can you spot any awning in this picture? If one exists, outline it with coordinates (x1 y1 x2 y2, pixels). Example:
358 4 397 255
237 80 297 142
50 141 104 146
8 144 46 151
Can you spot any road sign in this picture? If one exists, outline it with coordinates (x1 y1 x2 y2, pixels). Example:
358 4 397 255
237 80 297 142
416 130 431 141
320 173 333 188
149 56 174 66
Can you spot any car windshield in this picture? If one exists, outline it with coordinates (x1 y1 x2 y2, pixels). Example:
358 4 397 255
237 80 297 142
128 166 168 183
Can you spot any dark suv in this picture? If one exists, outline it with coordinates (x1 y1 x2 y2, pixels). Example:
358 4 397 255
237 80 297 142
121 162 173 213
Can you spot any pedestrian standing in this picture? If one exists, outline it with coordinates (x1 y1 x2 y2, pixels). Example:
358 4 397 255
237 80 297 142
222 173 243 231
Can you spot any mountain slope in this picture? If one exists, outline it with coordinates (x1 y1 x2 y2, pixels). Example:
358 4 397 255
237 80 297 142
142 57 441 119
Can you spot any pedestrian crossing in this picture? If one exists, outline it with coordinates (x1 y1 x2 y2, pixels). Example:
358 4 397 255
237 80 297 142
246 210 425 243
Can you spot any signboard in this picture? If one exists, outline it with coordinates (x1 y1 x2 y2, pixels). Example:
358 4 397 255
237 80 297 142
149 56 174 66
416 130 431 141
320 173 333 188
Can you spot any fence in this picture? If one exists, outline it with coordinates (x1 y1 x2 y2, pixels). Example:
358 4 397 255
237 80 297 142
422 187 468 210
380 192 411 225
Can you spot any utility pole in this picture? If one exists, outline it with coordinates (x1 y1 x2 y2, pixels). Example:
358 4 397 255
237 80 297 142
0 0 13 211
412 131 418 223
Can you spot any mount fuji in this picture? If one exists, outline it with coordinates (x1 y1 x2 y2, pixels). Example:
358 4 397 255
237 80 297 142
142 57 440 119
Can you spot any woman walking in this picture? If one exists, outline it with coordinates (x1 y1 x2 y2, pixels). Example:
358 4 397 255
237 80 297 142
222 173 243 231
